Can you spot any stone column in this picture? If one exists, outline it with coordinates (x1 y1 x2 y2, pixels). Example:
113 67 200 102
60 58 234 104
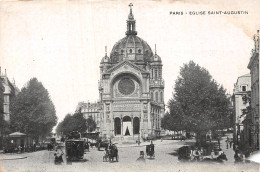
148 103 151 133
131 115 133 139
112 117 114 136
121 116 123 136
103 103 107 138
139 116 141 134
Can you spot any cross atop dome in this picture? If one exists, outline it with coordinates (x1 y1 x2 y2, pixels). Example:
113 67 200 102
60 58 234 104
126 3 137 35
129 3 133 9
128 3 133 19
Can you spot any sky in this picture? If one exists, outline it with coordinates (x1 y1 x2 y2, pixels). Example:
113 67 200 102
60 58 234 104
0 0 259 124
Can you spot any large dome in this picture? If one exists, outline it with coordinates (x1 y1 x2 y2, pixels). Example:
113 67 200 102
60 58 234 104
110 35 154 63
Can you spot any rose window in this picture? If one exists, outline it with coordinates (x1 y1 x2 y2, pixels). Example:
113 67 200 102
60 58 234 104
118 78 135 95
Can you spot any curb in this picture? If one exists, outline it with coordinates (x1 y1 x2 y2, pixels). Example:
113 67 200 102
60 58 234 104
0 156 27 160
118 145 146 148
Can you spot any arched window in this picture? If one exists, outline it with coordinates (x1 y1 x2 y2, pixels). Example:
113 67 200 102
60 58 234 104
133 117 140 134
159 68 162 79
160 92 163 103
138 49 141 53
155 92 158 102
114 117 121 135
155 68 158 80
129 49 132 53
151 92 153 101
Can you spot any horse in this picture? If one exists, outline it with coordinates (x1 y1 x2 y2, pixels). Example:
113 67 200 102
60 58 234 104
108 147 119 162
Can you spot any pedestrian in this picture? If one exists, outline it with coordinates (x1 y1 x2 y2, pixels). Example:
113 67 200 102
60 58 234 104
85 142 89 152
233 143 236 151
229 140 232 148
103 148 109 162
193 147 200 161
211 149 215 159
150 141 154 152
54 146 64 165
226 140 229 149
136 151 145 163
245 151 251 163
239 153 244 162
200 147 204 157
234 150 243 163
18 145 21 153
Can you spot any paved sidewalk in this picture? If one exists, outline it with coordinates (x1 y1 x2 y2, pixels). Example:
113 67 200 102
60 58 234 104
219 133 235 163
0 153 28 160
116 139 188 148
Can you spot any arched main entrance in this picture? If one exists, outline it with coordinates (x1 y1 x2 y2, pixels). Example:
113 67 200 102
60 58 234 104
122 116 132 136
114 117 121 135
133 117 140 134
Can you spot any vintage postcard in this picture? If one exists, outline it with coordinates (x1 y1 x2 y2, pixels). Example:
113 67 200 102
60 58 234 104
0 0 259 172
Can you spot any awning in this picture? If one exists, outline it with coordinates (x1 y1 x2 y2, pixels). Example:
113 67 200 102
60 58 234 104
9 132 26 137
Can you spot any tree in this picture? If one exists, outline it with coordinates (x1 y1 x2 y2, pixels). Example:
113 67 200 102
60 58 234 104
241 91 251 119
56 114 72 136
169 61 231 145
86 116 96 132
10 78 57 140
56 112 96 136
73 112 88 133
55 120 63 136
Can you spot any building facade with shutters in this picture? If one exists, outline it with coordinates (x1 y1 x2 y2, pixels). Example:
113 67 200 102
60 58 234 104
75 102 101 132
233 74 251 146
0 68 19 123
247 30 259 151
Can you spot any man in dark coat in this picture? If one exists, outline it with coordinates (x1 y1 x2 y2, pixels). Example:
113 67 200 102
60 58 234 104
136 151 145 163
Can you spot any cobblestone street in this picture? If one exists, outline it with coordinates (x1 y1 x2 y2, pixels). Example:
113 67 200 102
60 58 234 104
1 137 259 172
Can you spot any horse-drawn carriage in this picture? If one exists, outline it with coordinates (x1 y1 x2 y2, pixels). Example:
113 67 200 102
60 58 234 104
65 139 85 161
178 146 191 161
146 144 155 158
65 131 85 162
103 144 119 162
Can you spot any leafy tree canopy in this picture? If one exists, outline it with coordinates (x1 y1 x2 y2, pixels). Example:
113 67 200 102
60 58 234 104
86 116 97 132
166 61 231 134
10 78 57 139
56 112 96 136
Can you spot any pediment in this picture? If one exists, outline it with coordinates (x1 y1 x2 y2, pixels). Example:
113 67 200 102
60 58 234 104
105 60 148 74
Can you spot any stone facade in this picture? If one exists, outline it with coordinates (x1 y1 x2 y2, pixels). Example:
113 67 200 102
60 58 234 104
247 30 259 151
76 102 101 132
98 5 165 140
233 74 251 146
0 68 19 122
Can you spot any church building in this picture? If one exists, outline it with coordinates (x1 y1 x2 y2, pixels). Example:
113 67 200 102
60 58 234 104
98 4 165 140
